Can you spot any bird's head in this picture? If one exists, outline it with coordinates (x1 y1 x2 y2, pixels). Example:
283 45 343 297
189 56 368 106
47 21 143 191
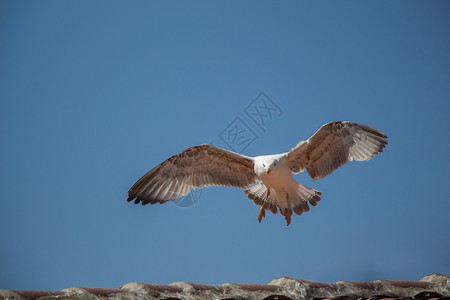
262 158 279 175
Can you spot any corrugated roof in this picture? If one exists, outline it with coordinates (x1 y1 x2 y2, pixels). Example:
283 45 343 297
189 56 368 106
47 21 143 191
1 273 449 299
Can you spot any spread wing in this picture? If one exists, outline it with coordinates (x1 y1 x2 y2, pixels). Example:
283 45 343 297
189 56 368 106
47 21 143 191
286 121 388 180
127 144 257 205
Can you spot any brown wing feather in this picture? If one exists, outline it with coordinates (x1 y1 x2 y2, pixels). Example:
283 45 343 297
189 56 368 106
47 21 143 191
286 121 388 180
127 144 257 205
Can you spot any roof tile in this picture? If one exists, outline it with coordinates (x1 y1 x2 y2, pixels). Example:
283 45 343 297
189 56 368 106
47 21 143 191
1 273 448 300
232 283 280 291
8 290 64 299
122 282 183 293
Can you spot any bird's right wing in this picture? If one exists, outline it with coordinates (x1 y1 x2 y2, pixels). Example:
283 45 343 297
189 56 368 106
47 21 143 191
127 144 258 205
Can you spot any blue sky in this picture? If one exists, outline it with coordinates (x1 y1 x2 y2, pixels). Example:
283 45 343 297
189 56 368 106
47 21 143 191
1 1 449 290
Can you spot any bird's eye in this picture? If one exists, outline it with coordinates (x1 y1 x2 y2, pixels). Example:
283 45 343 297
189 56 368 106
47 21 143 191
273 163 276 166
263 164 266 167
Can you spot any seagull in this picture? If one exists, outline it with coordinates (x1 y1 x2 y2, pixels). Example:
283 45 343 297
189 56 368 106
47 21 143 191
127 121 388 226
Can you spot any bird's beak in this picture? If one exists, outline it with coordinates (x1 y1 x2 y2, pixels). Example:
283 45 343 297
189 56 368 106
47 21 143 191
266 169 271 175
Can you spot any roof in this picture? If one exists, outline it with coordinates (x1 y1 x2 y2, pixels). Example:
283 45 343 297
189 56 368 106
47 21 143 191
1 273 449 300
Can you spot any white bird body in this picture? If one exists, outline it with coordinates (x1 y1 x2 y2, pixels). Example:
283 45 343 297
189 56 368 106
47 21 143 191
254 155 292 197
128 121 388 226
249 153 322 224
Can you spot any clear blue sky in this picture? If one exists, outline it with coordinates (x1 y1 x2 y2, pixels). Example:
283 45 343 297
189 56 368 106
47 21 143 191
1 1 449 291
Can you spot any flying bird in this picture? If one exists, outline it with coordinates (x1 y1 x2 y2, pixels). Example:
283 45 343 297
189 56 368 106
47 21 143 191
127 121 388 226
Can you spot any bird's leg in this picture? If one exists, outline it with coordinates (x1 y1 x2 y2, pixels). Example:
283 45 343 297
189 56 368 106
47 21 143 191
257 206 265 222
257 190 270 223
285 193 292 226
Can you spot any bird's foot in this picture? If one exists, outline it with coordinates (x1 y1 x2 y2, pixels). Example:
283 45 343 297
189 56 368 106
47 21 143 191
258 191 270 223
285 193 292 226
285 213 291 226
257 207 266 223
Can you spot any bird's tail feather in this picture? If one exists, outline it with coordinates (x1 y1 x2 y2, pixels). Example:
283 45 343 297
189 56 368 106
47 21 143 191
244 182 322 222
288 183 322 216
244 183 278 214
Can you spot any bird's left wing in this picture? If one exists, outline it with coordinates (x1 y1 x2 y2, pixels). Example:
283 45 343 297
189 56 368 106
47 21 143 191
285 121 388 180
127 144 257 205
